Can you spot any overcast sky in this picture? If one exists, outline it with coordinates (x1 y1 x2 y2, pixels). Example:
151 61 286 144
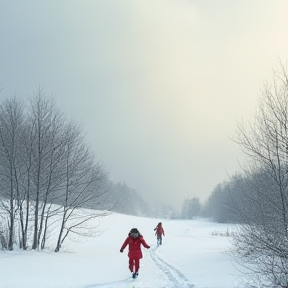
1 0 288 209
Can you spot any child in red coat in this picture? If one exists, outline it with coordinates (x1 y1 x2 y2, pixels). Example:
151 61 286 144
120 228 150 278
154 222 165 245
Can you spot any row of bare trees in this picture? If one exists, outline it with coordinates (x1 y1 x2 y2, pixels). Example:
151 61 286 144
0 91 109 252
231 63 288 286
203 63 288 286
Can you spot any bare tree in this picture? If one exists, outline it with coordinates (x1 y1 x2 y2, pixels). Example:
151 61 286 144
0 90 110 252
0 98 25 250
25 90 66 250
232 62 288 286
53 121 108 252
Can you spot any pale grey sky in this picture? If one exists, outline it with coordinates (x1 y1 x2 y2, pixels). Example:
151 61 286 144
1 0 288 208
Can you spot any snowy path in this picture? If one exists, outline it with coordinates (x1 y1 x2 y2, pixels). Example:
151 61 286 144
0 214 245 288
148 245 194 288
83 245 194 288
83 244 194 288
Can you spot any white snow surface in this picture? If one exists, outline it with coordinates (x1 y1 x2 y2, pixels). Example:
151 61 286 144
0 213 255 288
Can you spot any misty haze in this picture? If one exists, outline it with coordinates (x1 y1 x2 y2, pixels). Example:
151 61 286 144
1 1 288 287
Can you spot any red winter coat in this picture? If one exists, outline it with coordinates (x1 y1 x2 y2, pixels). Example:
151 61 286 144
120 235 150 259
154 225 165 236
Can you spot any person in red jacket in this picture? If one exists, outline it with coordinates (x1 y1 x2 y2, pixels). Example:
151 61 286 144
154 222 165 245
120 228 150 278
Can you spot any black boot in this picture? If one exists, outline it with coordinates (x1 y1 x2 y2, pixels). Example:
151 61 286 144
132 272 138 279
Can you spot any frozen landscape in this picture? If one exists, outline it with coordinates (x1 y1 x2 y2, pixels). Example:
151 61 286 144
0 212 255 288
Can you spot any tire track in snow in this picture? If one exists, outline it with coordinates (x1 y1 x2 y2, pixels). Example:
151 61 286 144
149 246 194 288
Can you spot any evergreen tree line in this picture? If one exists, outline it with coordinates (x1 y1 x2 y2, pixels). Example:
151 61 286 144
180 197 202 219
179 169 285 225
98 181 152 216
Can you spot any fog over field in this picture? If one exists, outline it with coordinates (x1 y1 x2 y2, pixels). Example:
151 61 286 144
1 0 288 208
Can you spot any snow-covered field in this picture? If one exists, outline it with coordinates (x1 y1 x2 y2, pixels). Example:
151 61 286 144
0 212 251 288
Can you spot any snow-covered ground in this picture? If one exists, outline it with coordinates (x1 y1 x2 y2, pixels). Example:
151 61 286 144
0 212 252 288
